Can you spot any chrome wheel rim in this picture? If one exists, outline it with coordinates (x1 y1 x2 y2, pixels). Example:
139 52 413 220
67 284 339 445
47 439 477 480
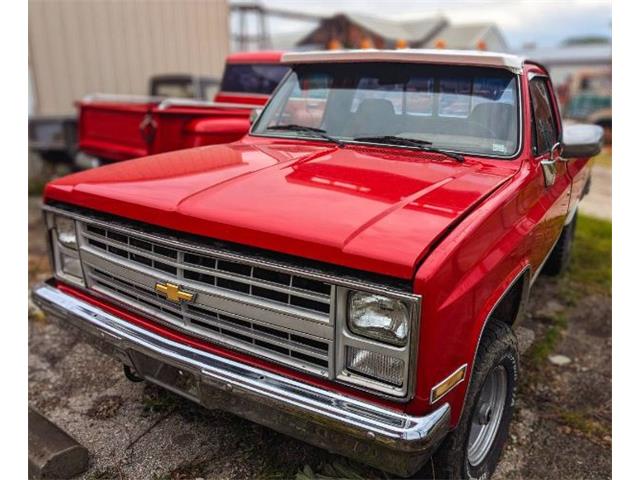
467 365 508 467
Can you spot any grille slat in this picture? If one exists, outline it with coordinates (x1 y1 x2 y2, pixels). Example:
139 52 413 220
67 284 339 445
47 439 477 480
183 310 330 362
83 229 331 308
79 222 334 377
90 268 183 315
183 308 330 360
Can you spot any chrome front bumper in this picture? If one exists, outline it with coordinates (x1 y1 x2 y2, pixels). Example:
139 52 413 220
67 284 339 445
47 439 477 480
32 281 450 477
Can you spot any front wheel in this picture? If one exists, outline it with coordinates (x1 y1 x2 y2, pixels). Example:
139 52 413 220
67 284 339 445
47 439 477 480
432 321 519 479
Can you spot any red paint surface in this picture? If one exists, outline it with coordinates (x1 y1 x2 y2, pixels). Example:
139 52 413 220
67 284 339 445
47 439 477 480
225 51 284 64
47 61 593 425
45 139 519 280
77 51 283 162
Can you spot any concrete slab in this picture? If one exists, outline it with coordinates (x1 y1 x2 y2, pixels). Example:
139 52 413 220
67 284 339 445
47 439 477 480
581 165 611 220
28 407 88 479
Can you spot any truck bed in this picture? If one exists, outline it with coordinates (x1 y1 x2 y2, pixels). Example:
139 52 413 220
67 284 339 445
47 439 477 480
77 95 256 163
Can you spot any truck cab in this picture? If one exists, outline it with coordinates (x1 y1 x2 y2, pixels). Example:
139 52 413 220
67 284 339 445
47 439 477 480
35 49 603 479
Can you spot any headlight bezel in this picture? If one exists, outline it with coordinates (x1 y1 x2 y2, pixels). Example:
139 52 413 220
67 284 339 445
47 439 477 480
335 285 421 399
45 211 86 288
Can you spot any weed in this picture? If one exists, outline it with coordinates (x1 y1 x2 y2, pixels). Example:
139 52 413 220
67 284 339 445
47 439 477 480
527 312 568 368
141 385 182 415
555 409 611 445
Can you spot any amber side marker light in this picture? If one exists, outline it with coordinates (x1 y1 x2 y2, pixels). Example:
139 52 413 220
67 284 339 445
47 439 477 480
430 364 468 404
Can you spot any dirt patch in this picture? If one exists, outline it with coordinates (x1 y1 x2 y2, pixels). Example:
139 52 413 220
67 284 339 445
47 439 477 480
87 395 125 420
28 197 611 479
493 276 611 480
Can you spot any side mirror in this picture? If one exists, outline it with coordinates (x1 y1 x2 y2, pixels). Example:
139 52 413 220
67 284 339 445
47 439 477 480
561 124 604 158
249 108 263 125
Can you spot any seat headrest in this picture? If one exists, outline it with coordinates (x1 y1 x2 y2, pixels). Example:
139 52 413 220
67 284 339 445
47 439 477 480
469 103 515 140
355 98 396 118
347 98 397 137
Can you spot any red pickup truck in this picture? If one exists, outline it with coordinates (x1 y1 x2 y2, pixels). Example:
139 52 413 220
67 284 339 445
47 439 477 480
76 51 288 166
34 49 603 479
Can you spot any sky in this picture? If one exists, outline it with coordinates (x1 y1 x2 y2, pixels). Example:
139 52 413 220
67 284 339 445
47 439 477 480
231 0 612 50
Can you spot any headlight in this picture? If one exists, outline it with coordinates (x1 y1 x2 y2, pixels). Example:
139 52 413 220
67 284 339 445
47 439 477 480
55 215 77 248
348 292 410 346
345 346 405 386
46 212 85 287
58 249 83 278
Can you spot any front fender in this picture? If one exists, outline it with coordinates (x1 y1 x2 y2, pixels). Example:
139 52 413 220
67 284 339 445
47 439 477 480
410 168 539 425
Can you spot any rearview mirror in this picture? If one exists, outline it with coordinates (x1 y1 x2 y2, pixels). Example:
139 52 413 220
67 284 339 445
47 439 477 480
250 108 263 125
562 124 604 158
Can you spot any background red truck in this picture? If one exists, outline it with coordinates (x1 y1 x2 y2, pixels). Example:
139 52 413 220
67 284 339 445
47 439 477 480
76 51 288 166
35 50 603 479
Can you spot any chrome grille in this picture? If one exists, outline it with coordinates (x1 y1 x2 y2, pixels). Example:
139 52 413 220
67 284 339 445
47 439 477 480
77 221 334 377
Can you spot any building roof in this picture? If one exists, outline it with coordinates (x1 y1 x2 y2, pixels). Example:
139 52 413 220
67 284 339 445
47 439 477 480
425 23 507 50
295 12 449 47
282 49 525 73
518 44 611 66
343 12 448 43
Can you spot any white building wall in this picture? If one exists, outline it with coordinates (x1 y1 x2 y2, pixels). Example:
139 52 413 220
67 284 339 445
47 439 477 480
29 0 230 115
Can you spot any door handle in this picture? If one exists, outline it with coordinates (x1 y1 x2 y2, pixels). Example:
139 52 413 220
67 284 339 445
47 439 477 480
540 142 563 187
541 158 557 187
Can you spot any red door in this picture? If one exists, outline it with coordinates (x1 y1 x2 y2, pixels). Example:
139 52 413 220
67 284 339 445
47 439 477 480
529 74 572 274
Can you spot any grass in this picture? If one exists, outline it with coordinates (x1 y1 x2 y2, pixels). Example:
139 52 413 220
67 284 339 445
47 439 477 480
592 148 612 169
28 177 47 196
557 410 610 437
525 213 611 370
555 409 611 446
567 214 612 295
527 313 568 367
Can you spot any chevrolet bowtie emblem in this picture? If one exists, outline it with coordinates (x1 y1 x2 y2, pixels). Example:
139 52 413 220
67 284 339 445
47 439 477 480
154 282 194 303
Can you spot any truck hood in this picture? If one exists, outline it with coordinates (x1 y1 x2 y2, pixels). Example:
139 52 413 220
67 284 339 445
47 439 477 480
45 141 517 279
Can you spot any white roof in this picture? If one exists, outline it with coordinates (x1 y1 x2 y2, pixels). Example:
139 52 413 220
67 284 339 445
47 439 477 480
282 49 525 74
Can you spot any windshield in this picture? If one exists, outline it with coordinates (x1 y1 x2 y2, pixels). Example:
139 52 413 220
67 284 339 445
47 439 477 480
221 64 290 95
253 63 520 157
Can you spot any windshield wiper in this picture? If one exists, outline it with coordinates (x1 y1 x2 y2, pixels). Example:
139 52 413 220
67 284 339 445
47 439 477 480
267 124 345 148
353 135 464 162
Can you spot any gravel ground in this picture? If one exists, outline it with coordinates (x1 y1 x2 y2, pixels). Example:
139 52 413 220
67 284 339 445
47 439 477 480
28 193 611 480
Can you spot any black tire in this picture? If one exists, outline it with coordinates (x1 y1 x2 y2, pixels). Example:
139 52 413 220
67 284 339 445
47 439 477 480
431 321 519 480
542 212 578 276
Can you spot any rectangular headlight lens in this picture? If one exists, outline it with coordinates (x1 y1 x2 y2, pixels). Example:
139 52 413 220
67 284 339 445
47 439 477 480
59 252 83 278
54 215 78 249
348 292 409 346
345 346 405 387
